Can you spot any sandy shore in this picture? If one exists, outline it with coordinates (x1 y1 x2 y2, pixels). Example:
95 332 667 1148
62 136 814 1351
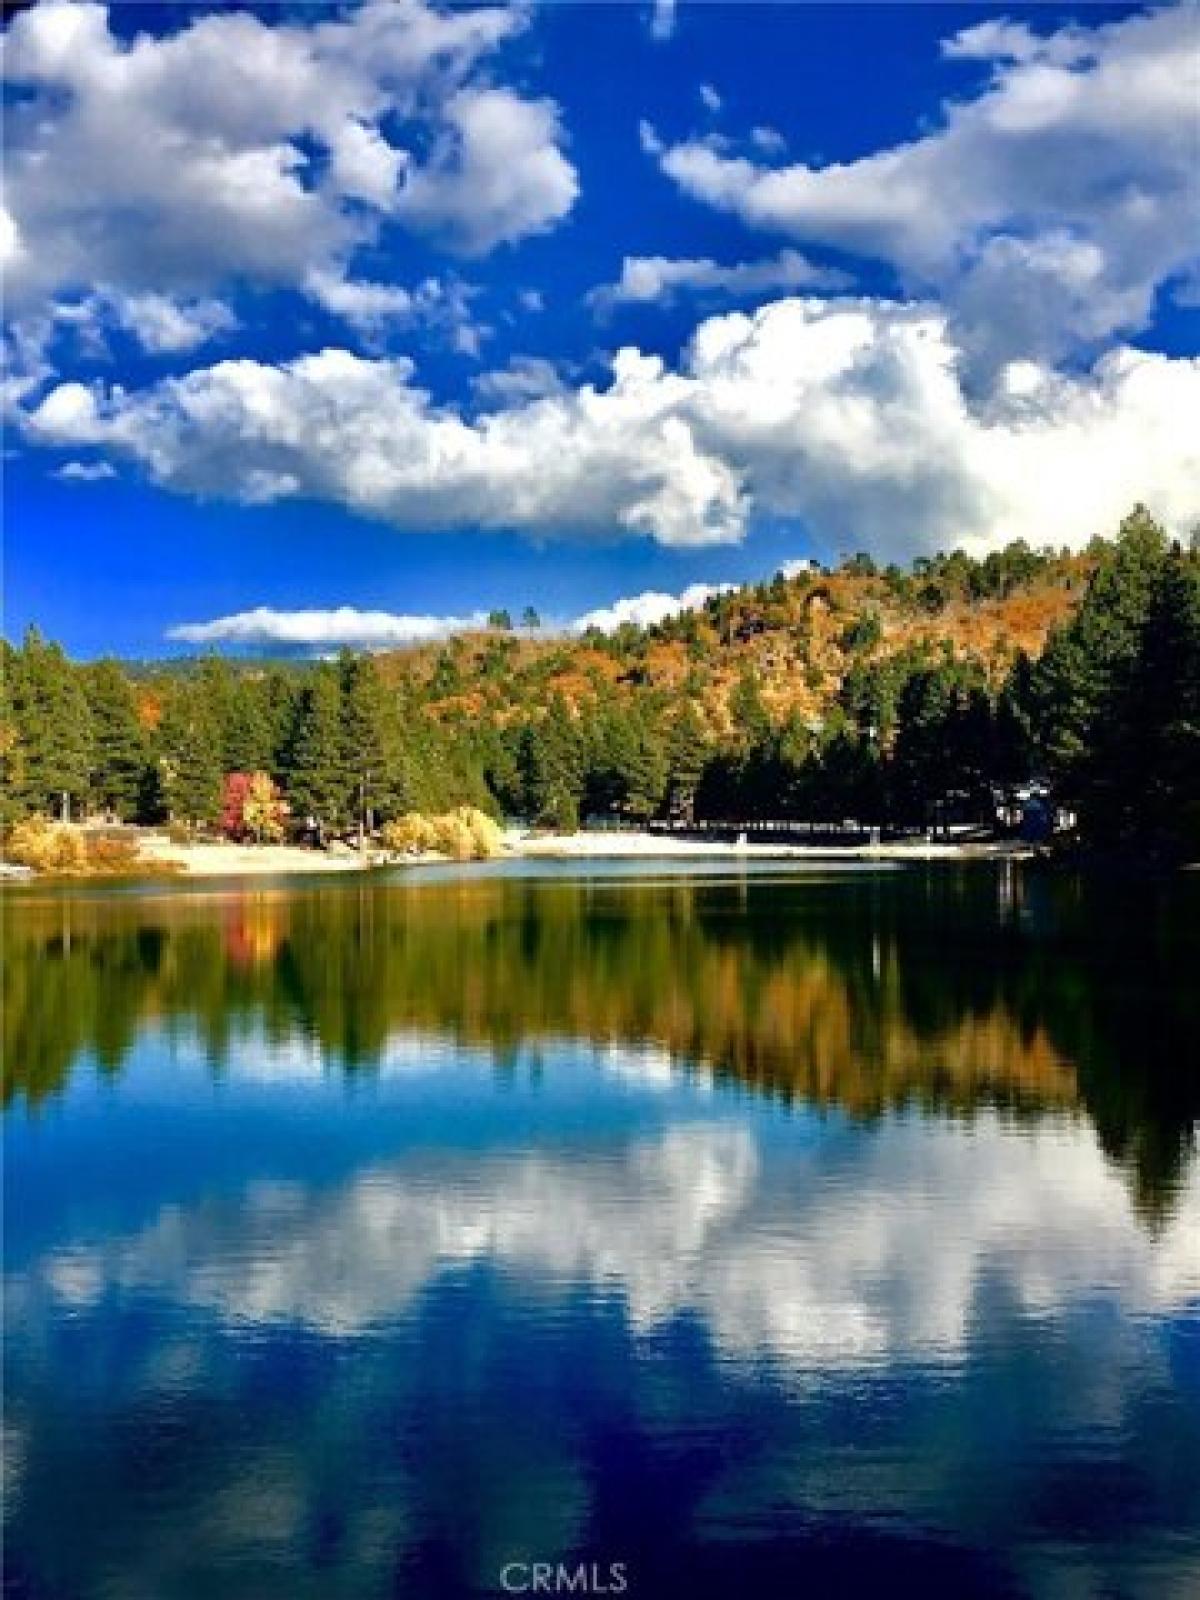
135 834 374 876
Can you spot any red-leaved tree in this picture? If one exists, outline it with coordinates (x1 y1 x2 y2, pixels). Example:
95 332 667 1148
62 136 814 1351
221 771 288 843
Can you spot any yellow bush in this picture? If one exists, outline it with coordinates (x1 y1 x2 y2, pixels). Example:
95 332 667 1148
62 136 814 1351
4 817 88 873
380 807 504 861
2 819 152 876
380 813 440 856
457 807 505 860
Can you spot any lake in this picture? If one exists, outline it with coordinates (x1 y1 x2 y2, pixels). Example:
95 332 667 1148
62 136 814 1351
3 860 1199 1598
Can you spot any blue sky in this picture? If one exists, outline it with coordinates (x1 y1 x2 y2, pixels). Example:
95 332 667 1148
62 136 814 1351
4 0 1198 657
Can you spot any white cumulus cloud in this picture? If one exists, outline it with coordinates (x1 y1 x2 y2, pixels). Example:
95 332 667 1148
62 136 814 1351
304 271 487 354
54 459 117 484
24 297 1200 561
166 581 736 653
590 249 846 311
0 0 576 349
651 7 1200 367
166 605 490 652
390 87 578 257
572 582 734 634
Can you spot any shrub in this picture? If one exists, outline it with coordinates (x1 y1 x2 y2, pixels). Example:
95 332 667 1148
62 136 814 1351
83 834 141 872
1 819 148 875
380 807 505 861
3 817 88 873
380 813 440 855
840 612 883 654
453 807 505 860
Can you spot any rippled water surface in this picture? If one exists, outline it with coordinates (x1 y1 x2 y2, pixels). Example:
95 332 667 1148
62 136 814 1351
4 861 1199 1598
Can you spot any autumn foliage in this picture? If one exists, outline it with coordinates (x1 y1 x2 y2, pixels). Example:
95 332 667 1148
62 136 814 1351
220 771 288 843
380 807 505 861
2 817 145 876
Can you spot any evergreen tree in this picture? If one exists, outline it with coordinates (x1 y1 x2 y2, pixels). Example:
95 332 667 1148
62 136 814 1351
0 641 29 824
194 657 271 775
286 667 349 834
83 658 147 820
1139 553 1200 854
1074 548 1200 853
890 658 993 827
620 702 668 821
225 678 274 775
480 722 524 816
11 627 92 819
260 667 304 779
340 652 405 832
772 712 814 818
992 651 1038 786
1032 506 1169 786
429 649 463 699
521 695 582 829
157 680 222 828
663 704 708 822
815 723 884 821
729 667 772 750
580 704 631 817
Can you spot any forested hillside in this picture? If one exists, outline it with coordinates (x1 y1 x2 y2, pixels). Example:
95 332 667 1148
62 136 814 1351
4 508 1198 857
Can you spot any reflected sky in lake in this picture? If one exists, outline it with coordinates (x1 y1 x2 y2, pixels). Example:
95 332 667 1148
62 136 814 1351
4 863 1199 1598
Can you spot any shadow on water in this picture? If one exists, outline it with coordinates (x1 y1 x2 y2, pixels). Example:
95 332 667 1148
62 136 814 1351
4 861 1197 1219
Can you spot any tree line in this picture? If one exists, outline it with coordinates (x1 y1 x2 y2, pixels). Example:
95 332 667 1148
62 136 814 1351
3 509 1197 856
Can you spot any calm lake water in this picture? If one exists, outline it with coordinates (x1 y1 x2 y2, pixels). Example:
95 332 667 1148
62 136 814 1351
4 860 1199 1599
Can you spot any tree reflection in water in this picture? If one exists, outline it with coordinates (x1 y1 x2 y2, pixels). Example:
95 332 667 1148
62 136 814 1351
4 863 1197 1217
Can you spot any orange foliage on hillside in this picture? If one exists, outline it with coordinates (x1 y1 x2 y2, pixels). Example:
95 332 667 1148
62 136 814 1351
370 549 1094 730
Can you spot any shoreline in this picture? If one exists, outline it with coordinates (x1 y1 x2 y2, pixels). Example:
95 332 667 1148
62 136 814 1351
3 827 1036 882
511 830 1033 862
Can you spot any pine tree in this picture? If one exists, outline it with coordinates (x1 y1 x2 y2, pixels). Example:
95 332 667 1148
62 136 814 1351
286 667 349 835
521 695 582 829
1144 553 1200 854
340 652 404 834
259 667 303 779
480 722 524 816
194 657 272 775
773 712 814 818
224 679 273 775
157 679 222 828
1032 506 1169 785
663 704 708 822
11 627 92 819
83 658 148 820
729 667 772 750
890 659 990 827
581 703 634 817
621 702 668 822
993 651 1037 786
1076 548 1200 853
0 641 29 823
